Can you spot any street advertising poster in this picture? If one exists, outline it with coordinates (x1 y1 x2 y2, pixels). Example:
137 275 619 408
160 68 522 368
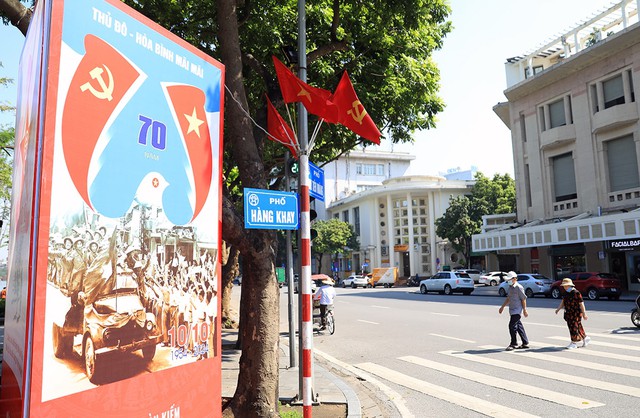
0 0 224 417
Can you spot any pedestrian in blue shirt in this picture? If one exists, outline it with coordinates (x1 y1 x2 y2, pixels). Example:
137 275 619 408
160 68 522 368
498 272 529 350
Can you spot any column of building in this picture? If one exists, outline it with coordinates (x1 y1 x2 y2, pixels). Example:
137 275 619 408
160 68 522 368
386 194 395 268
407 192 415 277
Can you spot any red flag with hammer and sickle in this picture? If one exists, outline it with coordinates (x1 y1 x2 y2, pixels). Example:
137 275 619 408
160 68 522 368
62 34 142 209
272 55 339 123
331 71 381 145
266 95 298 158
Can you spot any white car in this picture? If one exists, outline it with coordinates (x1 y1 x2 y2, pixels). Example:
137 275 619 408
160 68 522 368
479 271 509 286
497 273 553 298
341 274 369 288
454 269 482 284
419 271 474 295
293 275 318 293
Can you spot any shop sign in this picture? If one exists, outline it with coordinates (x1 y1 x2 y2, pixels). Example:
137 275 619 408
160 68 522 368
610 238 640 251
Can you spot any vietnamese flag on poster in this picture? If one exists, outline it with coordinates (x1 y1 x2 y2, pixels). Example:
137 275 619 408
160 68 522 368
165 84 213 221
61 34 142 210
331 71 381 145
266 96 298 158
272 55 339 123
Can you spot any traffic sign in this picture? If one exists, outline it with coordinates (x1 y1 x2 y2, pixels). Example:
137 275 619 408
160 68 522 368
244 188 299 230
308 161 325 201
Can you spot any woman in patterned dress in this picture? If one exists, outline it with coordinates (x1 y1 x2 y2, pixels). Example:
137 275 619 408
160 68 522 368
555 278 591 349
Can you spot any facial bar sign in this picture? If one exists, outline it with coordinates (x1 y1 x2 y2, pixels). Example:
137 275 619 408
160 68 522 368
610 238 640 250
244 188 299 230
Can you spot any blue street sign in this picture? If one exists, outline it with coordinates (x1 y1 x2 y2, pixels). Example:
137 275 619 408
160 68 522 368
309 161 325 201
244 188 299 230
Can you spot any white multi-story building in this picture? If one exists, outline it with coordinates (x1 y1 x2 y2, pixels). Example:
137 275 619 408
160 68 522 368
327 175 475 279
315 148 414 220
474 0 640 292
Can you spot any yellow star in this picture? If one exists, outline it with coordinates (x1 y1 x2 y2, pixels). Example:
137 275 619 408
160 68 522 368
184 107 205 138
297 85 311 102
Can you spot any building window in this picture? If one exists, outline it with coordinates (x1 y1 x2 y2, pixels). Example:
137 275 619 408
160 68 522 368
356 184 376 193
552 153 577 202
376 164 384 175
342 210 349 223
591 69 635 112
606 134 640 192
353 207 360 236
356 163 362 175
539 96 572 131
603 74 624 108
525 65 543 78
524 164 532 208
333 213 339 219
520 112 527 142
548 99 566 128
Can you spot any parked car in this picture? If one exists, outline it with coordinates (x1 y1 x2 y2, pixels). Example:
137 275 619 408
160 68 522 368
294 274 319 293
550 272 621 300
341 274 369 288
419 271 474 295
479 271 509 286
497 273 553 298
454 269 482 284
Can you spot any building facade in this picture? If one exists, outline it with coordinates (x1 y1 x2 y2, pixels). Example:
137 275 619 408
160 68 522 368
327 175 475 279
315 148 415 221
474 0 640 292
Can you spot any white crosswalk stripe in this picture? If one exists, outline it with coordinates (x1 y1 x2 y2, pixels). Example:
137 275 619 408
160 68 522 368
439 349 640 397
480 345 640 377
347 327 640 417
398 355 603 409
356 362 541 418
546 336 640 351
525 341 640 363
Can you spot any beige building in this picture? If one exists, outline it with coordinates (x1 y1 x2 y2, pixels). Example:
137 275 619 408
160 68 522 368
473 0 640 292
328 175 475 278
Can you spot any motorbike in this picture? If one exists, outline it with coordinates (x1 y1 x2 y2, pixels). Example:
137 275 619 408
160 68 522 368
407 275 422 287
632 279 640 328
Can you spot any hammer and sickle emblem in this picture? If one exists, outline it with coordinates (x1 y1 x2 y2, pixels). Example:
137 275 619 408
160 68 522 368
80 65 115 101
347 100 367 125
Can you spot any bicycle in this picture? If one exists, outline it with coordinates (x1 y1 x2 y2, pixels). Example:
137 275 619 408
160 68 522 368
313 301 335 335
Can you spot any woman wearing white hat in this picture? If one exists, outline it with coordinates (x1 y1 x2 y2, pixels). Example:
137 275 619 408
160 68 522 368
555 278 590 349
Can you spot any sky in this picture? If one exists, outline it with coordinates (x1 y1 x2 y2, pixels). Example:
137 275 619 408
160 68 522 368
0 0 617 178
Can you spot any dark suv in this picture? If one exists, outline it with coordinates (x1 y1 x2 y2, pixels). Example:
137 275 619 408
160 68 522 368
550 272 621 300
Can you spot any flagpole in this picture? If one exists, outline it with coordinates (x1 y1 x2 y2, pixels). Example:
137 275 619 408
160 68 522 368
308 119 324 152
297 0 314 416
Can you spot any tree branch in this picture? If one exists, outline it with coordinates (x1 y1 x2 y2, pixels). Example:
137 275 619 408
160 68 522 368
0 0 32 36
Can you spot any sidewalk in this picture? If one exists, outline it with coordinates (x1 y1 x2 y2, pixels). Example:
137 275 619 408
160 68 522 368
221 330 365 416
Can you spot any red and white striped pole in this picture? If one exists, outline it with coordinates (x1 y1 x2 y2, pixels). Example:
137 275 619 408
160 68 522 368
296 1 313 415
299 153 313 417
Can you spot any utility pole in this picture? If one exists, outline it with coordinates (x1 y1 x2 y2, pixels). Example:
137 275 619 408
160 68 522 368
297 1 314 416
285 151 297 367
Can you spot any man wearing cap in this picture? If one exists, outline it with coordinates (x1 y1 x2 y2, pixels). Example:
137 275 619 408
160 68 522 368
313 277 336 330
555 278 590 349
498 271 530 350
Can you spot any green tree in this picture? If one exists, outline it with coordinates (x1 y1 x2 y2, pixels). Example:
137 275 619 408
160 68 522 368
0 61 14 242
0 1 452 415
312 218 358 274
435 195 476 267
435 172 516 267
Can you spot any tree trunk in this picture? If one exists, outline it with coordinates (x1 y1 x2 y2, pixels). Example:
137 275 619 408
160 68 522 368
0 0 32 36
217 1 280 416
221 244 239 324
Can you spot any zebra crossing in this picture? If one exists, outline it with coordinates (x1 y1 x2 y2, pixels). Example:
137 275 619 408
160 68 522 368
354 331 640 417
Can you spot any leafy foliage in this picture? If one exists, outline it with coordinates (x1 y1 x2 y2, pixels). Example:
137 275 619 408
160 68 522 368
312 218 358 274
122 0 452 185
435 172 515 266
